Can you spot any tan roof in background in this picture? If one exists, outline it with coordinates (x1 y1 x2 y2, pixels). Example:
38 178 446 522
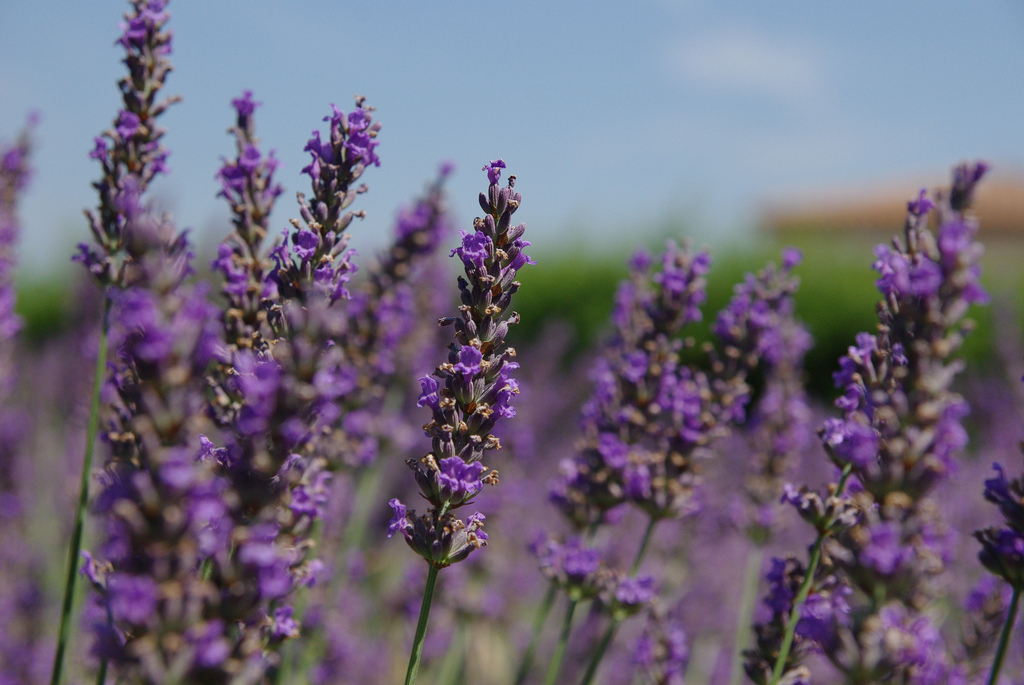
759 168 1024 237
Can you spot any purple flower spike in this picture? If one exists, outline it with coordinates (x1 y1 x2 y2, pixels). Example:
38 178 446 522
752 166 988 684
389 161 528 568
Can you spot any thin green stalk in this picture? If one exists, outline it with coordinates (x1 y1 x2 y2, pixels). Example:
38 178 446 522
631 517 658 574
94 598 115 685
578 620 617 685
728 546 764 685
769 464 853 685
518 521 601 685
436 620 467 685
283 464 384 684
334 464 384 584
986 585 1021 685
514 583 558 685
95 660 107 685
404 565 441 685
543 598 578 685
51 299 111 685
273 519 321 685
578 517 659 685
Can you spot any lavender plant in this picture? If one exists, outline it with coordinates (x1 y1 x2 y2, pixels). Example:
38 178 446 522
5 1 1022 682
526 243 807 685
210 90 283 358
54 2 180 682
975 458 1024 682
388 159 530 684
0 115 45 685
202 96 385 682
747 164 989 685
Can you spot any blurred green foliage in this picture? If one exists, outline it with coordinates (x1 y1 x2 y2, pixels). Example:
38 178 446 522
13 236 1009 401
14 272 76 342
512 238 1006 399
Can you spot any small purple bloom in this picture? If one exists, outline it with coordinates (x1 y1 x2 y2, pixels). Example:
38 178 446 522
821 417 878 469
107 573 159 625
860 522 907 576
596 433 629 470
116 110 141 140
232 90 259 118
482 158 506 185
615 574 657 608
562 544 601 583
387 498 410 539
187 621 232 669
451 230 491 271
89 137 108 161
271 606 300 640
437 457 485 502
293 230 320 263
417 376 441 410
907 188 935 216
453 345 483 377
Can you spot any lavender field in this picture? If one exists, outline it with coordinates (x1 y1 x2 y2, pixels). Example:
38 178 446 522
4 2 1024 685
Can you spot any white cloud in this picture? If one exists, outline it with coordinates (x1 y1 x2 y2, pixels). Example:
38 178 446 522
670 27 826 106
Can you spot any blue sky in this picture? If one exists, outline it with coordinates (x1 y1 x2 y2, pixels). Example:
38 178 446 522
2 1 1023 269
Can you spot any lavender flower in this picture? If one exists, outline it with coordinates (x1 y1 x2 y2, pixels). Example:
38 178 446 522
531 536 609 601
550 242 712 528
816 166 987 680
268 98 380 307
391 160 529 569
212 90 283 356
633 608 690 685
75 0 181 289
737 251 814 543
323 163 454 469
0 117 46 685
959 575 1013 676
88 255 265 682
0 117 33 408
752 163 989 684
392 160 529 685
977 463 1024 588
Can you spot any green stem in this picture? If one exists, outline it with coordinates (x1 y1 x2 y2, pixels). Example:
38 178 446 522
986 585 1021 685
95 660 107 685
284 464 384 683
728 545 764 685
334 464 384 585
579 621 618 685
769 464 853 685
514 583 558 685
51 299 111 685
631 517 658 574
404 565 441 685
435 620 467 685
544 598 578 685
